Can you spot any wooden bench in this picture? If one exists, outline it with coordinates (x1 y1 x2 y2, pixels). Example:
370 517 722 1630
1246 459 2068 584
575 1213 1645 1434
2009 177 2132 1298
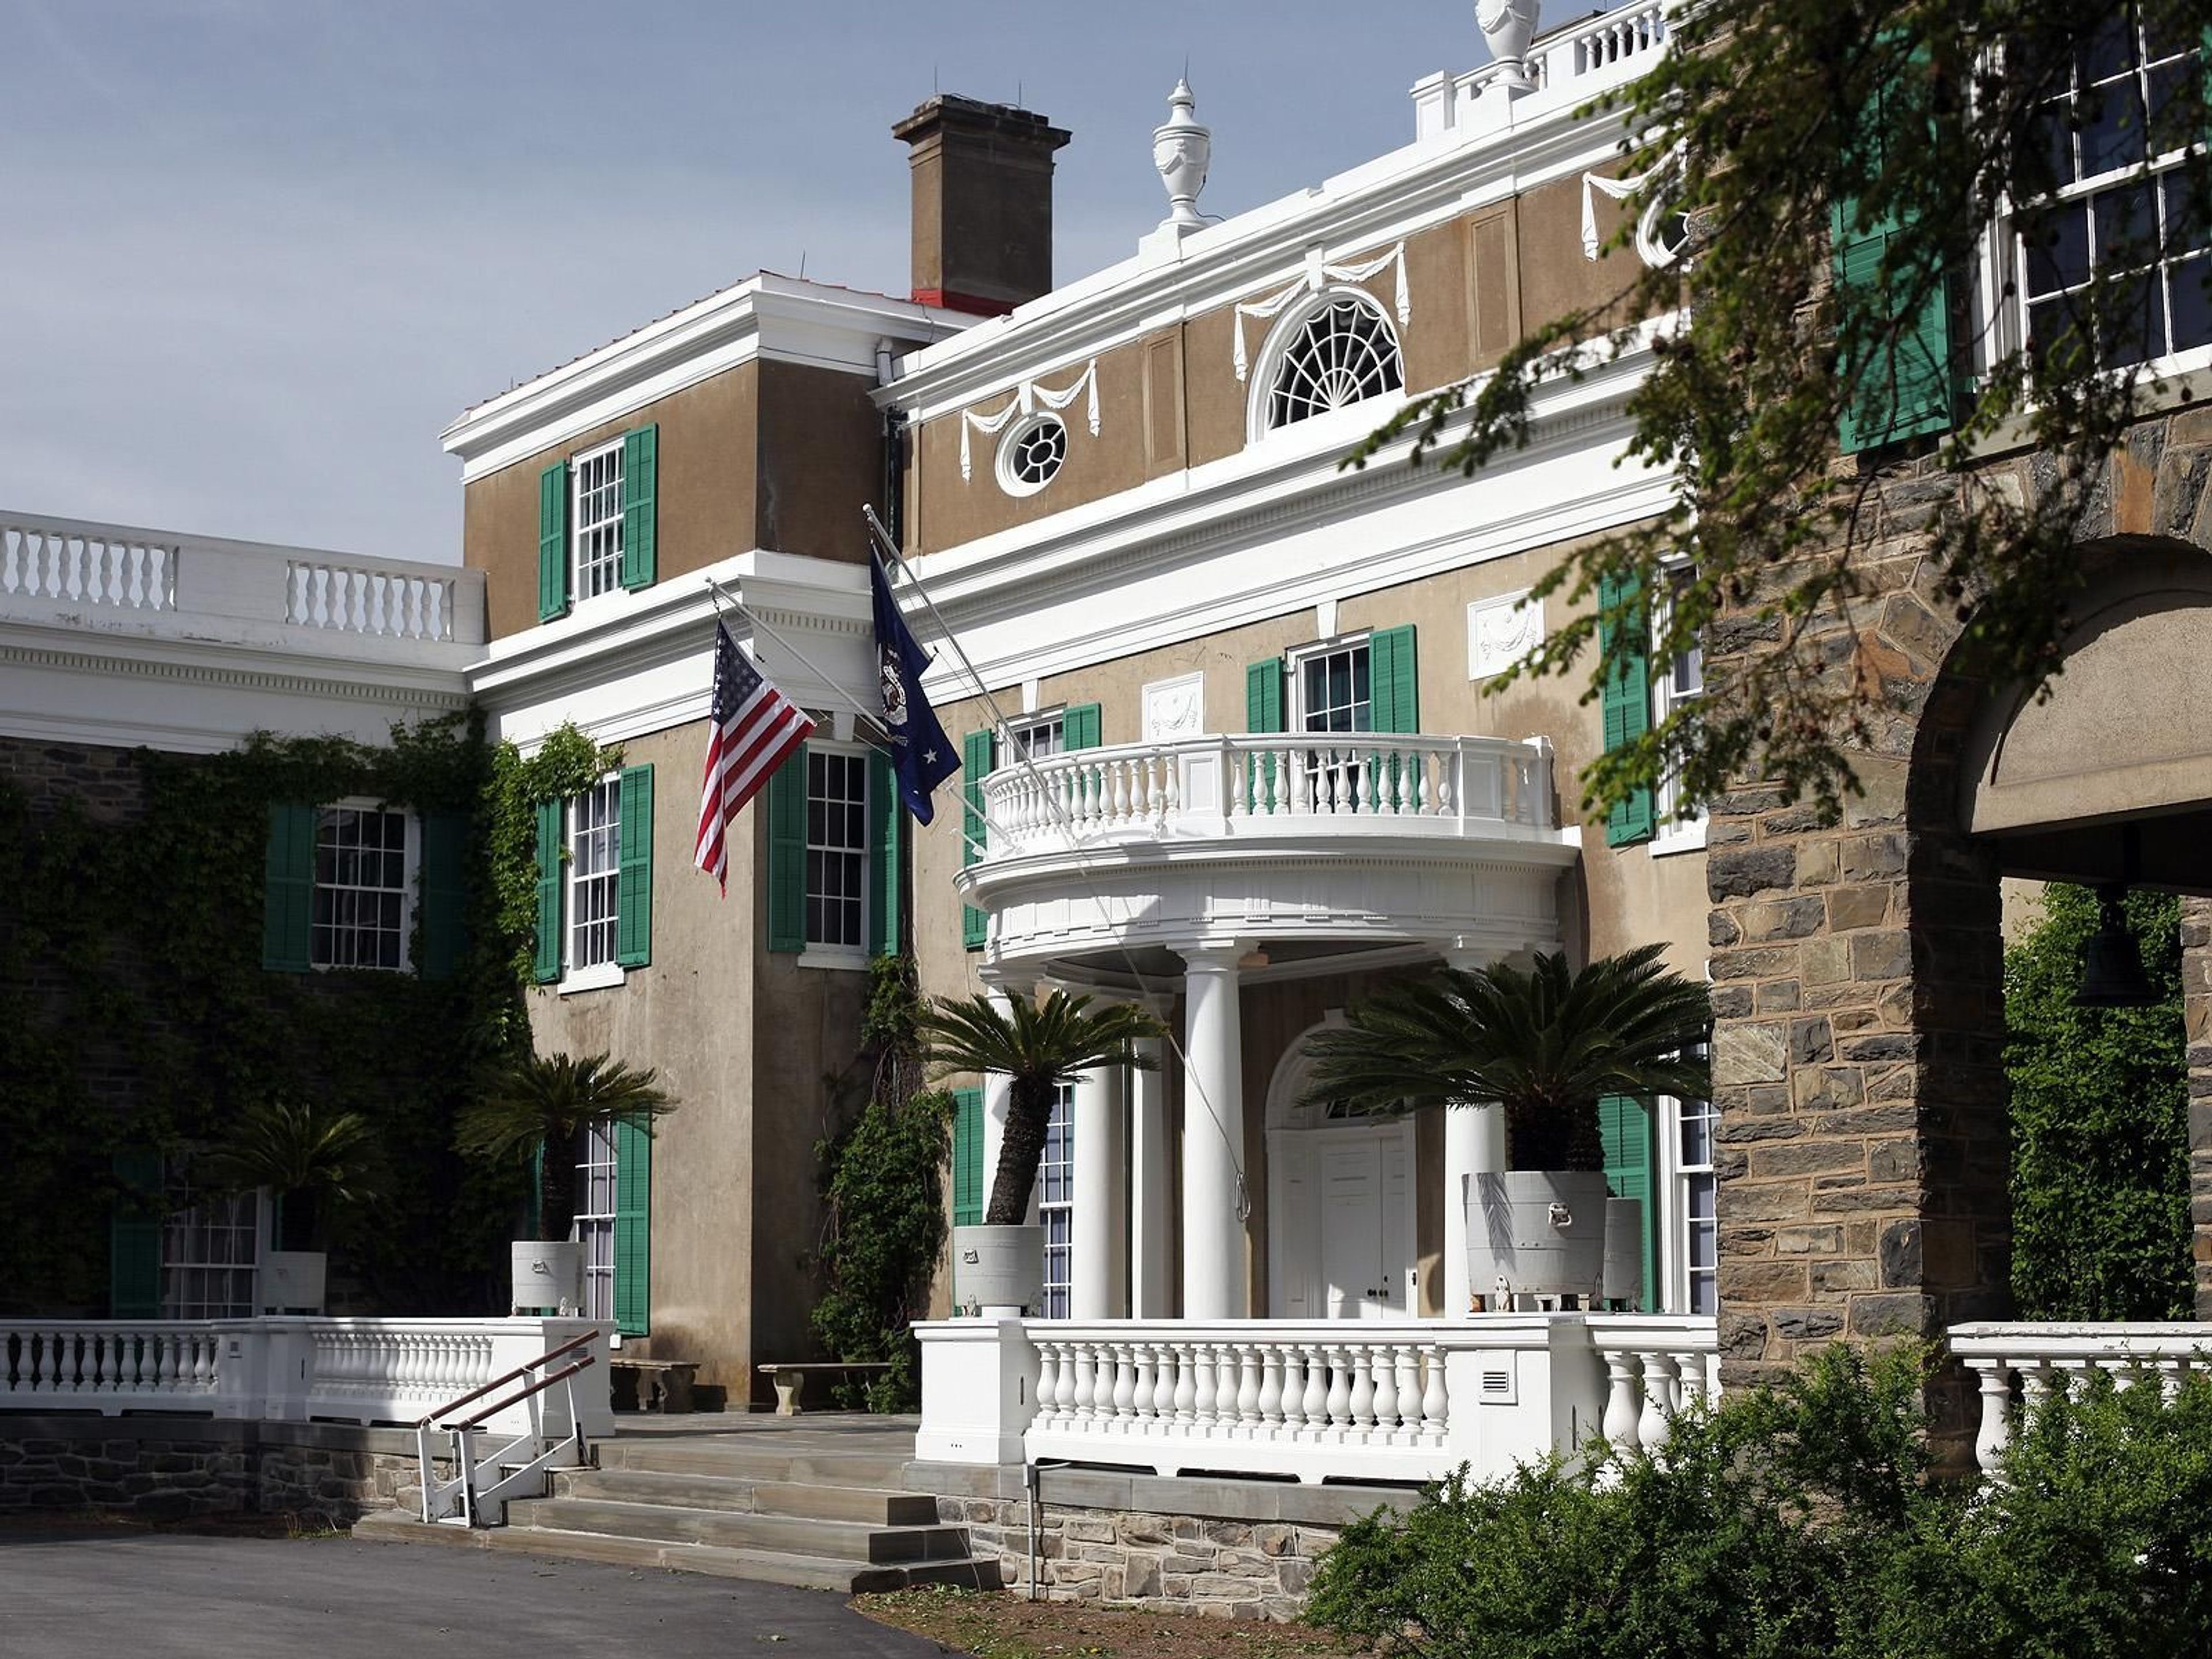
608 1357 699 1414
756 1361 892 1416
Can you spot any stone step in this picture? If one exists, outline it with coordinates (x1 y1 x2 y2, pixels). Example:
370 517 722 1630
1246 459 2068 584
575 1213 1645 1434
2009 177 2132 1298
552 1466 940 1525
353 1509 999 1594
504 1495 968 1564
596 1441 911 1488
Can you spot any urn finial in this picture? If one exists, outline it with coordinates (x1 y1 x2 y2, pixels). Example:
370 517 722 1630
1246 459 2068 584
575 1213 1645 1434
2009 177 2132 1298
1152 77 1211 230
1477 0 1543 93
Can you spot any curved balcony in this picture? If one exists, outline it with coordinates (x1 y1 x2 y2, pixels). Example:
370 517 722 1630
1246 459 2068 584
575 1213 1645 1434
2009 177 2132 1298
960 733 1580 978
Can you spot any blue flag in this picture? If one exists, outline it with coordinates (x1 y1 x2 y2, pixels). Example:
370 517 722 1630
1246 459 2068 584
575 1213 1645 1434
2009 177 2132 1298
870 554 960 824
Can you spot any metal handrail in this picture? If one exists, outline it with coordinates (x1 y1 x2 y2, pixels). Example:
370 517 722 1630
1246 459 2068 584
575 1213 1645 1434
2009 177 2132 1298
414 1328 597 1430
442 1355 597 1433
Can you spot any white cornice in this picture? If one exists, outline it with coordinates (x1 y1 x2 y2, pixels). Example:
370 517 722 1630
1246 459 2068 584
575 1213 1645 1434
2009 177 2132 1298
442 274 978 484
878 88 1639 423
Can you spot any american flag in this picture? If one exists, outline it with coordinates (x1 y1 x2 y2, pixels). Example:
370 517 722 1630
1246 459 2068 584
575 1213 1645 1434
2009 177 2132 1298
694 620 813 891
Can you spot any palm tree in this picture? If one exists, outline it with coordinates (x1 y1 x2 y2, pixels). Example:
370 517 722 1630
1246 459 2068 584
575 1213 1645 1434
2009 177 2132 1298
456 1052 677 1240
1301 944 1711 1172
199 1097 381 1252
917 990 1166 1226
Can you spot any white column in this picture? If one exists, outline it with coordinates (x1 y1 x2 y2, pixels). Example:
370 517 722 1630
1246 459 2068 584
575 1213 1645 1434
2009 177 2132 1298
1442 1102 1508 1317
1069 1058 1124 1320
1128 1010 1174 1318
1179 945 1249 1320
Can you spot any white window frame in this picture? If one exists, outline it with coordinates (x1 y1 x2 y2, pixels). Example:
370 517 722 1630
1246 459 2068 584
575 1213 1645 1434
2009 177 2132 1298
1654 1037 1717 1317
1649 564 1707 857
1038 1082 1075 1319
161 1164 266 1321
560 775 623 994
995 413 1069 497
799 742 869 965
310 798 419 972
574 1120 618 1323
1287 634 1374 734
1003 710 1066 761
1249 289 1408 442
569 438 626 605
1980 25 2212 392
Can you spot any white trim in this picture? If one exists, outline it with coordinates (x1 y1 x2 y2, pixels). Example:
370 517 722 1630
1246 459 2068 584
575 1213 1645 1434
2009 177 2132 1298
556 960 624 997
1245 287 1408 444
444 274 974 484
994 412 1069 498
308 798 421 975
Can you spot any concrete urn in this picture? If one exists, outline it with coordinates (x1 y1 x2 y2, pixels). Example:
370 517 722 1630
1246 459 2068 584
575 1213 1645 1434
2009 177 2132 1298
1464 1169 1615 1302
510 1240 582 1315
1151 78 1211 229
1478 0 1544 91
952 1224 1046 1317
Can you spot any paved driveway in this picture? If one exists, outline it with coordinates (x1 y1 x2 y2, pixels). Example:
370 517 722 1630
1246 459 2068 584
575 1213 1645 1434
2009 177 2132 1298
0 1528 955 1658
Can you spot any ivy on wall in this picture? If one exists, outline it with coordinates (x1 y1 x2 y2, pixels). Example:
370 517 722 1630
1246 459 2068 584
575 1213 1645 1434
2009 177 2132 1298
2004 885 2191 1323
810 954 950 1411
0 713 620 1317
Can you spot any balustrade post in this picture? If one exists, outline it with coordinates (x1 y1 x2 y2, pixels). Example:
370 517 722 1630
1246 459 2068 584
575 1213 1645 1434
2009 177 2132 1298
1036 1344 1062 1430
1172 1344 1198 1423
1637 1353 1677 1452
1422 1344 1449 1439
1393 1346 1420 1435
1259 1346 1285 1427
1970 1361 2014 1478
1152 1345 1177 1418
1131 1344 1158 1422
1324 1347 1352 1429
1235 1344 1263 1427
1192 1343 1217 1426
1600 1350 1643 1467
1302 1344 1330 1431
1369 1344 1399 1433
1279 1346 1306 1431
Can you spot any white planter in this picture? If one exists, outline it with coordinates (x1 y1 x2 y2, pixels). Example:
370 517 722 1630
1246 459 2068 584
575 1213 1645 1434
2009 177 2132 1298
1477 0 1543 90
261 1251 326 1313
1466 1170 1611 1301
510 1240 582 1315
952 1224 1045 1317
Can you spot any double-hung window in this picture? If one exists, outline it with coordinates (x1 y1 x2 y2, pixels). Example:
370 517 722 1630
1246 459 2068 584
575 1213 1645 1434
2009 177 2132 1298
162 1163 260 1320
1673 1090 1719 1316
575 1122 619 1323
537 424 658 620
1039 1083 1076 1319
2014 16 2210 372
263 800 463 978
1649 566 1707 851
532 765 654 990
1005 713 1066 762
805 749 869 951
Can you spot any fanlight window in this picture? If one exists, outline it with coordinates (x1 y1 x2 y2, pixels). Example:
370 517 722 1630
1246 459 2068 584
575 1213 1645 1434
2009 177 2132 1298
1266 295 1405 431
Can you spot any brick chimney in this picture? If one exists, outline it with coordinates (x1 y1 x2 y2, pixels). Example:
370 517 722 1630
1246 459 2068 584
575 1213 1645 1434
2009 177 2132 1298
893 95 1071 317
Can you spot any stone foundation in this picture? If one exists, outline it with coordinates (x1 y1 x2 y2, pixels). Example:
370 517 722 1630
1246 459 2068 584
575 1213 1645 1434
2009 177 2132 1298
914 1463 1415 1620
0 1416 440 1527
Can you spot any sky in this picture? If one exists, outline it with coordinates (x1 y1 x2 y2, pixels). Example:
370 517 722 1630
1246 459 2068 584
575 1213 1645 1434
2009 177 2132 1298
0 0 1524 566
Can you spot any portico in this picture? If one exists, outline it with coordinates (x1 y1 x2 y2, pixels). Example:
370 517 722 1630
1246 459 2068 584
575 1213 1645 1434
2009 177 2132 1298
956 730 1580 1324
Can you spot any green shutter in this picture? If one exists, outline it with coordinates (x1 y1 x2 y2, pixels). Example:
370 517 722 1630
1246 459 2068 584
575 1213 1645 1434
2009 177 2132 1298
261 803 316 972
951 1086 984 1228
539 460 570 621
616 764 654 969
620 425 658 590
1832 44 1953 453
1368 626 1419 733
1062 703 1103 749
1246 658 1285 813
960 729 996 951
419 810 467 980
533 798 563 983
1598 571 1656 847
767 747 809 953
867 749 901 958
613 1116 652 1336
109 1150 162 1319
1600 1094 1660 1313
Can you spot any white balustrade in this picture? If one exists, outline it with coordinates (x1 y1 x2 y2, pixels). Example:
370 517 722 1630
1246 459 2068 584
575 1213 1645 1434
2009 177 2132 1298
0 1316 601 1434
1950 1321 2212 1477
0 508 483 647
975 733 1555 861
1415 0 1676 143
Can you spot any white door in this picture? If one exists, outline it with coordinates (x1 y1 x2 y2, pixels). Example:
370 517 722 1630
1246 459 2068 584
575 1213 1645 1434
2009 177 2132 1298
1317 1140 1390 1319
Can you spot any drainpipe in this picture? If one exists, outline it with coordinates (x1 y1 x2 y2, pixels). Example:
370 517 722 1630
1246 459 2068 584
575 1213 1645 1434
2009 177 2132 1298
1025 1457 1068 1600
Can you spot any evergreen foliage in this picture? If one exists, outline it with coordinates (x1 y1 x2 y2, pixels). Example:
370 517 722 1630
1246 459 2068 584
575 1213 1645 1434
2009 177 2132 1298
2003 882 2190 1320
455 1052 676 1242
1306 1345 2212 1658
1299 945 1711 1171
1355 1 2212 820
917 989 1164 1226
199 1097 383 1253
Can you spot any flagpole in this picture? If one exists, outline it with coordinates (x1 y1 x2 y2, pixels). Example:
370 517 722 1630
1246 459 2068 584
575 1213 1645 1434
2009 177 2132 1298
702 574 887 740
859 507 1252 1218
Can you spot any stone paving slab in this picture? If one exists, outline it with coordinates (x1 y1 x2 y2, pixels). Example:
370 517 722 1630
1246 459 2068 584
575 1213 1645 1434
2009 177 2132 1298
0 1528 952 1659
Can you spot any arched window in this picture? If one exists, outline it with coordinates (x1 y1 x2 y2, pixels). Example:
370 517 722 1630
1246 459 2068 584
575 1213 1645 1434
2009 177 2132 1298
1264 293 1404 431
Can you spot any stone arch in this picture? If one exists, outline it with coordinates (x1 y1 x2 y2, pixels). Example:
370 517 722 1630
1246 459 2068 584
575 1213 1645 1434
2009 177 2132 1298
1704 411 2212 1463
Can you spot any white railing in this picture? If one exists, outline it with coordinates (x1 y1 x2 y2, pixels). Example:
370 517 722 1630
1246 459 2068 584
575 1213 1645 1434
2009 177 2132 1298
0 1316 606 1435
1 519 177 611
919 1313 1717 1486
1951 1321 2212 1476
978 733 1554 860
1414 0 1673 143
0 508 484 647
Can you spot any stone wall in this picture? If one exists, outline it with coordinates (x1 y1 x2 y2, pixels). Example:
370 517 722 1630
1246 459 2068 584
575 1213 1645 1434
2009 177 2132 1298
0 1416 439 1527
916 1463 1413 1619
1705 403 2212 1457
